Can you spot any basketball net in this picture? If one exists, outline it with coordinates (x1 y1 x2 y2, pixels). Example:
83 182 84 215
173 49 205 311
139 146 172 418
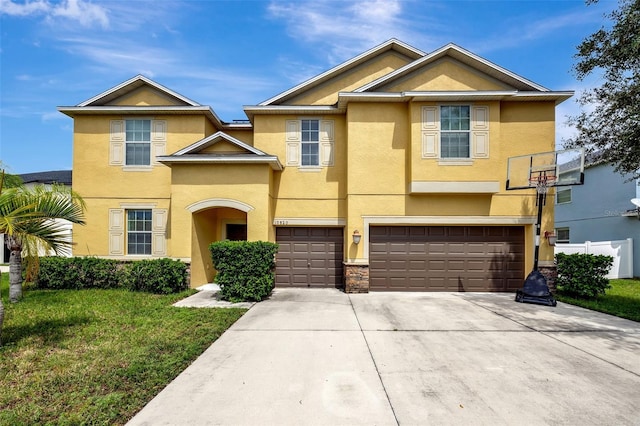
529 174 557 195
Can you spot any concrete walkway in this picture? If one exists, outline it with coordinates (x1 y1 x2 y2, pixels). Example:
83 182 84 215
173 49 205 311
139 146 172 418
128 289 640 426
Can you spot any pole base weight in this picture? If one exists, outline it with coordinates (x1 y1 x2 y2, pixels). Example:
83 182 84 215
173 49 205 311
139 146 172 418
515 270 557 307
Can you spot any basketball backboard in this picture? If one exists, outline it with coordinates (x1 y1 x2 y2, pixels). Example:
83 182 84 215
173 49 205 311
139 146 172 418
506 148 584 191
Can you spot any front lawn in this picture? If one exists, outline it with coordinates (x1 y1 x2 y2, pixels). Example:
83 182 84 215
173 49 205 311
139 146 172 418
556 278 640 322
0 273 246 425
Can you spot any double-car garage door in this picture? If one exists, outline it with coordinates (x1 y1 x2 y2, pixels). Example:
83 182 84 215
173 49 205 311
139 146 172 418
370 226 524 292
275 225 524 292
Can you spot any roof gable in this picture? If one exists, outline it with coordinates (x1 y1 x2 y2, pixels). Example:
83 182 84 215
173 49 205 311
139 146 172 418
259 39 425 106
356 43 549 93
376 57 511 92
78 75 200 107
158 132 283 170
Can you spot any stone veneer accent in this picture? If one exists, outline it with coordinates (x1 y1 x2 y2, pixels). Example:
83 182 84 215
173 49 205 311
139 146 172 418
538 264 558 293
344 263 369 293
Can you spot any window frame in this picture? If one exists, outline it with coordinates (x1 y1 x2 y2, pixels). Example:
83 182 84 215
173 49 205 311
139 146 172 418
126 209 153 255
300 119 320 167
439 105 471 159
556 187 572 204
556 227 570 243
125 119 152 166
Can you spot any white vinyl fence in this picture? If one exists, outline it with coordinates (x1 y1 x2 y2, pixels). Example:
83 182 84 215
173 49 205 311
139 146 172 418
555 238 633 279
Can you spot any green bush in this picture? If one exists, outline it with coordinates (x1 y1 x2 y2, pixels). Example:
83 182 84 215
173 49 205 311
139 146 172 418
35 257 122 289
556 252 614 299
209 241 278 303
124 258 189 294
34 257 188 294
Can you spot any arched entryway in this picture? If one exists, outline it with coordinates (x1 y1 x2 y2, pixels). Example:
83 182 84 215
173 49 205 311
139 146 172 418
187 198 253 286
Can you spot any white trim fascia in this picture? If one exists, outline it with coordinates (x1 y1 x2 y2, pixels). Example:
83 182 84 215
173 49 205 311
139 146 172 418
57 105 237 130
273 218 346 226
344 259 369 266
361 215 537 261
77 75 201 107
258 39 425 106
410 181 500 193
187 198 254 213
119 202 158 208
243 105 341 115
172 131 267 156
157 155 283 170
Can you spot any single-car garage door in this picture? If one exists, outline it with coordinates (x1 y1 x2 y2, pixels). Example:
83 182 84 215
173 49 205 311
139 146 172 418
275 227 344 288
370 226 524 292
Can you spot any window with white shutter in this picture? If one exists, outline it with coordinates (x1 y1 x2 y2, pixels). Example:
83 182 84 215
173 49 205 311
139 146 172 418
285 119 334 168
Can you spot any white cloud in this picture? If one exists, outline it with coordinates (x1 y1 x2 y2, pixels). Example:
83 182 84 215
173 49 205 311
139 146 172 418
0 0 109 28
267 0 439 63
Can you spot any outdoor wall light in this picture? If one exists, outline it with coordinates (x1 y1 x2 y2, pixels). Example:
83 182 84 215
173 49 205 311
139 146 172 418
544 231 557 246
352 230 361 245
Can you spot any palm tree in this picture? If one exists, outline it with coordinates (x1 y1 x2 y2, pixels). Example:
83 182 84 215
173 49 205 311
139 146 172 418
0 181 85 344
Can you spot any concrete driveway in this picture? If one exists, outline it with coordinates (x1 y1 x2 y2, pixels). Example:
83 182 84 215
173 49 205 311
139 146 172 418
128 289 640 425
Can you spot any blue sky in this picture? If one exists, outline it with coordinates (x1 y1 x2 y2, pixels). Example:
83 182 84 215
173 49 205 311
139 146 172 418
0 0 615 174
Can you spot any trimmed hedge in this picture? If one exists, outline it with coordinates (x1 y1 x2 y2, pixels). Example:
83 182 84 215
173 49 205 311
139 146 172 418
209 241 278 303
124 258 189 294
556 252 614 299
34 257 188 294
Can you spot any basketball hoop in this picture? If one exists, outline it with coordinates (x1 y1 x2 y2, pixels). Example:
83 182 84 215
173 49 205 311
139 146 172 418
529 175 557 194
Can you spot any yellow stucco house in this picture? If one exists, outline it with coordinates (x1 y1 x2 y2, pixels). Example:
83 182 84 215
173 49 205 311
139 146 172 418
59 39 572 292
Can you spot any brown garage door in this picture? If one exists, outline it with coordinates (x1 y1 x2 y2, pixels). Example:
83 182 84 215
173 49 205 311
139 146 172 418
275 227 344 288
370 226 524 292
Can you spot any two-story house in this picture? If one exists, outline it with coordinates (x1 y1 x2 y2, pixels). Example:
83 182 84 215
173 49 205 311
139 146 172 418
59 39 572 292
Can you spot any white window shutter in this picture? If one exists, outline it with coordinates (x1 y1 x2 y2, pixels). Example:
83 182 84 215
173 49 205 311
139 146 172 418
108 208 124 255
152 208 167 256
472 132 489 158
110 120 125 165
320 120 334 166
151 120 166 141
472 106 489 158
421 107 439 158
422 132 438 158
472 106 489 130
422 106 438 130
151 120 167 165
285 120 300 166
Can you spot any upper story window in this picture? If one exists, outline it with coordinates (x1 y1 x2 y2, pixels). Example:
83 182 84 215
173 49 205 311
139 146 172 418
125 119 151 165
301 119 320 166
556 187 572 204
440 106 470 158
109 119 166 169
285 119 334 169
421 105 489 161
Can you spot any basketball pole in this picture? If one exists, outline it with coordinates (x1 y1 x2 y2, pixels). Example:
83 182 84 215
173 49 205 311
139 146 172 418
533 189 545 271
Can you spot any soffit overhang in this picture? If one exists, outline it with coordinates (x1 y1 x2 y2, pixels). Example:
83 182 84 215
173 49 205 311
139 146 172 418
57 106 252 131
336 90 574 107
158 154 283 171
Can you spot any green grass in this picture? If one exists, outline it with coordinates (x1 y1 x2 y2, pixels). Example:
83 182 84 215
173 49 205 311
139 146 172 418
0 273 246 425
557 278 640 322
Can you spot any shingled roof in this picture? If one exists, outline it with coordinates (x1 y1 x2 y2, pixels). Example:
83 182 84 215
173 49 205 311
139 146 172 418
19 170 72 186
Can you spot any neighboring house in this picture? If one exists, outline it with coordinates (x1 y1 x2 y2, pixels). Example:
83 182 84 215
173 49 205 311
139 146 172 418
0 170 73 263
555 160 639 277
58 39 572 292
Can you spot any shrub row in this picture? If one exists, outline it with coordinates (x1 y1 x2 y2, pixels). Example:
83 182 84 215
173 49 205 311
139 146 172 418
34 257 189 294
556 252 613 299
209 241 278 303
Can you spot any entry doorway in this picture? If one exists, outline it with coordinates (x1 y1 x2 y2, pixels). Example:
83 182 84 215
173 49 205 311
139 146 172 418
225 223 247 241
